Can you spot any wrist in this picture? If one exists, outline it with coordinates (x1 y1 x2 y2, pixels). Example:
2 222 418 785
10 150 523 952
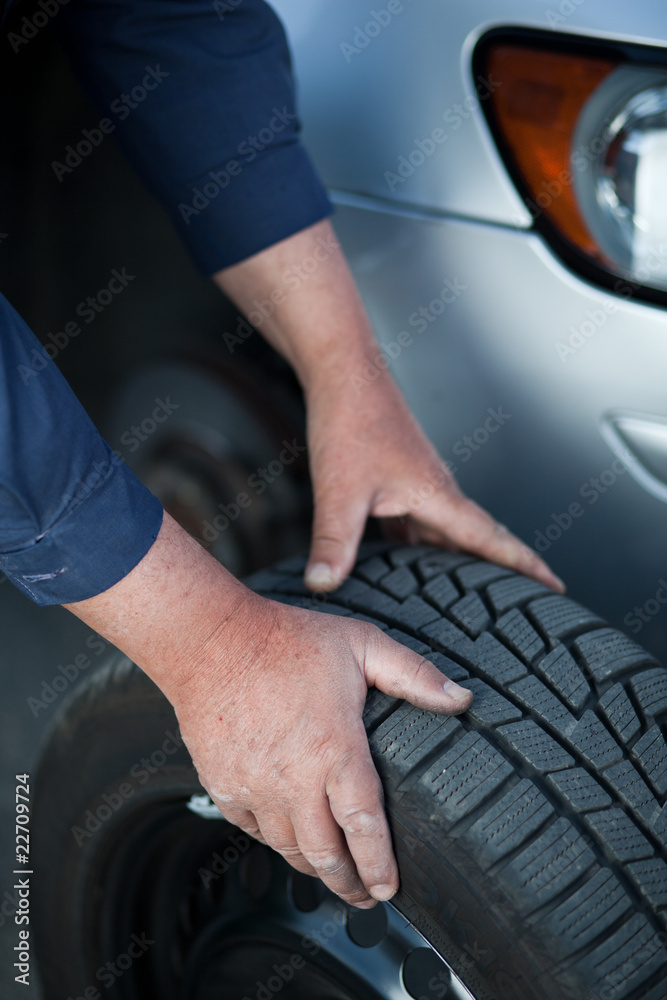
300 334 380 399
165 586 275 711
304 348 405 419
214 219 382 398
64 512 256 705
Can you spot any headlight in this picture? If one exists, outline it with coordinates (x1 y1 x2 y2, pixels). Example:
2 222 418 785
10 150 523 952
574 68 667 291
478 34 667 302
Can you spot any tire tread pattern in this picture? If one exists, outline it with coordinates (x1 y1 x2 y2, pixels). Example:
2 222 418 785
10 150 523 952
247 546 667 998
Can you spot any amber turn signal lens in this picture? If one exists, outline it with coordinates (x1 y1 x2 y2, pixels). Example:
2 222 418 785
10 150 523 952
485 45 618 260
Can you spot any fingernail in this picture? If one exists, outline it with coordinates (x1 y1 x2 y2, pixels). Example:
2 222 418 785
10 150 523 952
552 574 566 593
305 562 339 590
443 679 471 700
369 883 396 901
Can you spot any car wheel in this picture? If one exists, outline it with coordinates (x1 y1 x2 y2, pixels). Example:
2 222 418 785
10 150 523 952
104 355 310 578
32 544 667 1000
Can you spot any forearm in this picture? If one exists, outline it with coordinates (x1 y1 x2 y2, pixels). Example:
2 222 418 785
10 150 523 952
62 512 252 705
215 217 563 595
213 219 377 395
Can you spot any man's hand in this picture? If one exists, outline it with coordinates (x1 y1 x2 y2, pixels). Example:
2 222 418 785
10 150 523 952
303 365 563 593
214 218 564 597
173 587 471 907
64 513 471 908
64 219 561 911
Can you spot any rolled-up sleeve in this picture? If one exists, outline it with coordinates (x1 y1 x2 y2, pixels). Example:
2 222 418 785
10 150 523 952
55 0 333 274
0 293 163 605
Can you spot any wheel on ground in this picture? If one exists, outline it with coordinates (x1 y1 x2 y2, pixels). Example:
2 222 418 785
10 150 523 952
32 544 667 1000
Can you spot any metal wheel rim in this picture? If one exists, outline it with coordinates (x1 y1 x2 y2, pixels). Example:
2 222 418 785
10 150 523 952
81 790 480 1000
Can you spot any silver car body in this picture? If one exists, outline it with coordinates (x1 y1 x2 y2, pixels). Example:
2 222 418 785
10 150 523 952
271 0 667 659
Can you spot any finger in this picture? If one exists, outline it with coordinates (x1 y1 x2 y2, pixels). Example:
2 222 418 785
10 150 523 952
413 492 565 593
252 809 320 878
364 629 473 715
290 797 377 907
326 743 399 903
305 485 369 592
207 800 269 846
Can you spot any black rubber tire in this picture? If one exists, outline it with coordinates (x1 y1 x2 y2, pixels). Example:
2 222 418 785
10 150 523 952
32 544 667 1000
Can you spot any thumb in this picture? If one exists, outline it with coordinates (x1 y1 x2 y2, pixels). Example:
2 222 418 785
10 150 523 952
305 486 369 592
364 632 473 715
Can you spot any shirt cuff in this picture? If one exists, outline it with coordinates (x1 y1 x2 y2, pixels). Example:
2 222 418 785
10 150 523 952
0 445 163 606
173 142 334 275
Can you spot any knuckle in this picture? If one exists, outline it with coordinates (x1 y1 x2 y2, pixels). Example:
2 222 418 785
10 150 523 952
339 807 382 837
312 500 347 537
355 617 379 638
227 817 264 843
273 843 305 860
357 620 393 659
277 850 318 876
356 620 384 650
302 850 348 878
307 732 338 761
311 531 346 550
328 748 375 791
388 647 428 691
404 652 429 683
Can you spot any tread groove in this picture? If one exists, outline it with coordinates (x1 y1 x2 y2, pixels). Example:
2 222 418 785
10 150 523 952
34 543 667 1000
248 545 667 983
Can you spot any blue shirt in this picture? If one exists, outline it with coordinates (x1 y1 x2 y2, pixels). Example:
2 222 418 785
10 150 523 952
0 0 332 605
